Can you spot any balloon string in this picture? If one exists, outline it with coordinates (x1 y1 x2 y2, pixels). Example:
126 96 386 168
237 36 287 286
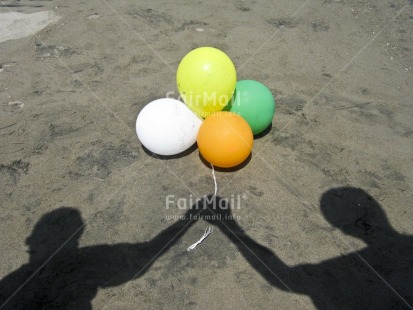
186 164 217 252
211 164 217 196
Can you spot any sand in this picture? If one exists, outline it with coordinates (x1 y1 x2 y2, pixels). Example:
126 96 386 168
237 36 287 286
0 11 60 43
0 0 412 309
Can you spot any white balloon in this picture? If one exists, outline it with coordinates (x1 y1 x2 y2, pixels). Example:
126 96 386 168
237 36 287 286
136 98 202 156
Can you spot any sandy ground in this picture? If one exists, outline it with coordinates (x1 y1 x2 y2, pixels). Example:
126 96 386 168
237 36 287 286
0 0 412 309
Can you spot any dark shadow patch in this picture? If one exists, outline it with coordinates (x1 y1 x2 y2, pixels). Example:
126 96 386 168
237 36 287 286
0 160 30 187
176 20 208 31
235 1 251 12
322 73 333 78
35 42 77 60
0 4 43 7
254 124 272 139
11 159 30 174
361 88 369 95
0 164 20 186
0 206 199 308
68 63 92 74
70 144 139 179
311 20 330 32
248 186 264 197
382 164 406 182
127 8 174 28
277 96 306 114
267 17 298 29
49 123 80 139
197 190 413 309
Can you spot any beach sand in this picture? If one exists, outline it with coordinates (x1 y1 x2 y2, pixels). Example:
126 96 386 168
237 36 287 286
0 0 412 308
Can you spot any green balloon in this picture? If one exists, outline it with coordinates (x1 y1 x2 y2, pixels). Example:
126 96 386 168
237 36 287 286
225 80 275 135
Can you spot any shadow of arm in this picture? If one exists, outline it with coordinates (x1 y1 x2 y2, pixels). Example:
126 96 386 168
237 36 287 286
221 224 303 293
99 209 199 288
145 209 199 256
201 196 302 291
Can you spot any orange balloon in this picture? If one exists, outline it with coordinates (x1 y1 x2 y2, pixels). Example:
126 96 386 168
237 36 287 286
197 112 253 168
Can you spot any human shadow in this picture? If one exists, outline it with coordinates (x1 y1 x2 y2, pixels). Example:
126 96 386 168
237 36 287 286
0 206 201 309
200 189 413 309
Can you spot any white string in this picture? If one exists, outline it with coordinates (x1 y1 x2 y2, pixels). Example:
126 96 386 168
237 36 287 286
211 164 217 196
187 226 213 251
186 165 218 251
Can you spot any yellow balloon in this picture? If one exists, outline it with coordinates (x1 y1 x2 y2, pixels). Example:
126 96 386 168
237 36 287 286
177 47 237 118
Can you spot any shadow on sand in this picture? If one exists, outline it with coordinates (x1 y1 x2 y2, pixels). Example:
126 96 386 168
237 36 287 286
0 206 200 309
1 188 412 309
200 188 413 309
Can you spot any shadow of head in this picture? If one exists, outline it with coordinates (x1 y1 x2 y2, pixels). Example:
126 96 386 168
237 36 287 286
25 207 84 258
320 187 392 241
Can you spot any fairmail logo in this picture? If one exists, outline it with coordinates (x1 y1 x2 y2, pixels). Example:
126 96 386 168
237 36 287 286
165 194 243 210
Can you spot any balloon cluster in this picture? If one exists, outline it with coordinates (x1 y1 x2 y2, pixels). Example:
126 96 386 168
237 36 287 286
136 47 275 168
